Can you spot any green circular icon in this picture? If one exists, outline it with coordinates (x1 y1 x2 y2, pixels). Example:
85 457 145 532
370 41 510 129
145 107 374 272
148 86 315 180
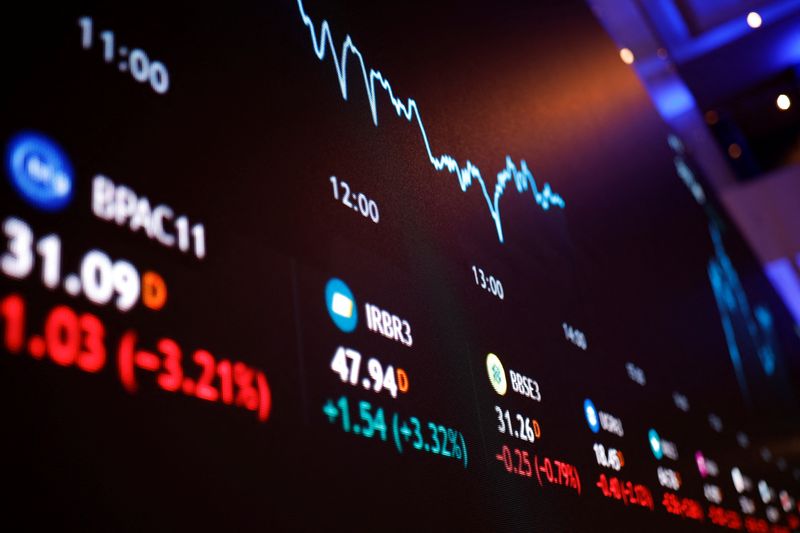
486 353 507 396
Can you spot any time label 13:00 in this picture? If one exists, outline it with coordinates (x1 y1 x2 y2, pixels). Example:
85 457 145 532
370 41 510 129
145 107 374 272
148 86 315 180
471 265 504 300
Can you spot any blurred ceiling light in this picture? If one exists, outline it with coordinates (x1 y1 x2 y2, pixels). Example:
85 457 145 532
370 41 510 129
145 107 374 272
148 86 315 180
746 12 762 29
776 94 791 111
728 143 742 159
619 48 634 65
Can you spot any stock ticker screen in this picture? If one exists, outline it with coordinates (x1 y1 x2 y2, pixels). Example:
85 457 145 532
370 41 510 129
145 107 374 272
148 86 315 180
2 0 800 531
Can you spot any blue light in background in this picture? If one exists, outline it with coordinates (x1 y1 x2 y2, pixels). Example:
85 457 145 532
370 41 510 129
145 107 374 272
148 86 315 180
765 257 800 326
776 29 800 67
642 0 800 63
648 77 697 120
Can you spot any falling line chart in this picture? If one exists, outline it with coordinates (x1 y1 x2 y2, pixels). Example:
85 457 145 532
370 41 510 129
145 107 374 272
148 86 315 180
296 0 566 243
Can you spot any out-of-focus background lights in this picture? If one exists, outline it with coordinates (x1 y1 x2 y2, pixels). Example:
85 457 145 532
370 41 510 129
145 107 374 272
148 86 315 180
619 47 635 64
746 11 763 28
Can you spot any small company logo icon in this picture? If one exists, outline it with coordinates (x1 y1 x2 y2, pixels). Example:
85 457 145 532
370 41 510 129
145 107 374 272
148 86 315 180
584 398 600 433
485 353 507 396
649 428 663 460
6 132 74 211
325 278 357 332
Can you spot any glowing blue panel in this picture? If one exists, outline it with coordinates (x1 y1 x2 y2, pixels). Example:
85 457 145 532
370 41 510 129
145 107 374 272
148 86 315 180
765 257 800 326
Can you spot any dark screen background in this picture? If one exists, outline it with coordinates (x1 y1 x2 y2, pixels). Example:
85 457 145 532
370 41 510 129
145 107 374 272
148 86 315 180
1 1 799 531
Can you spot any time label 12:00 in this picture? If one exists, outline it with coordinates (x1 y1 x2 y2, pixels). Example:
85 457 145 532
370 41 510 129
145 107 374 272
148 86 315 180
329 176 379 223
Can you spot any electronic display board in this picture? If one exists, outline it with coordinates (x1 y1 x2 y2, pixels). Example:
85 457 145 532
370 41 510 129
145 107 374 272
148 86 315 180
2 1 800 531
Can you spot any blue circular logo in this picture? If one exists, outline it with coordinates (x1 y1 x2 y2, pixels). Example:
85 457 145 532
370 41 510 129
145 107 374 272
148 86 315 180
584 398 600 433
6 132 74 211
325 278 358 332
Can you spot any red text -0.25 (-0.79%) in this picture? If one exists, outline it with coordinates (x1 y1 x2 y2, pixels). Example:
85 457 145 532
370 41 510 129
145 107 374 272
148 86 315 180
496 444 581 495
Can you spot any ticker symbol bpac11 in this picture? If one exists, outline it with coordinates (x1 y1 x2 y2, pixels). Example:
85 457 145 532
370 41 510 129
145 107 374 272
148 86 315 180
6 131 74 212
486 353 507 396
326 278 358 332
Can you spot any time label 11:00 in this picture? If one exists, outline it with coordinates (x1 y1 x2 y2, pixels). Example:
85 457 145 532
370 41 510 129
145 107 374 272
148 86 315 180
78 16 169 94
329 176 379 223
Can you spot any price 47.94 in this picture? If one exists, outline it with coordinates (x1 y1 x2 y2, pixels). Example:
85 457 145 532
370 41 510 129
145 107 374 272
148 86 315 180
330 346 409 398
